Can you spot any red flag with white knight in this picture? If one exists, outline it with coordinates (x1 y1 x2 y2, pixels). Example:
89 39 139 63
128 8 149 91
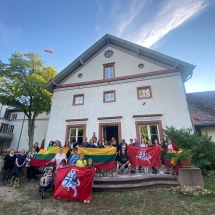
54 167 95 201
128 145 161 167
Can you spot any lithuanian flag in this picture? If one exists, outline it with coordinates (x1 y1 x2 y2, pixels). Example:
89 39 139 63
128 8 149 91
31 147 69 167
77 147 117 171
40 135 46 150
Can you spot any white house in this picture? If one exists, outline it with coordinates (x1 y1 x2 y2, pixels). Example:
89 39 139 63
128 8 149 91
0 104 49 153
43 34 195 147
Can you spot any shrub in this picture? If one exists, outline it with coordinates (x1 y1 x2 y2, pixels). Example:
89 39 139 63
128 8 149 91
163 126 215 174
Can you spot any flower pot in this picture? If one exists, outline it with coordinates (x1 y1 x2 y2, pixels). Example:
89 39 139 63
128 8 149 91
179 156 192 168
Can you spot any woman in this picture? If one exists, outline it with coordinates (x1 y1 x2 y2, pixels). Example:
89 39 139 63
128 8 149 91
14 149 27 179
1 149 16 183
64 141 71 150
119 139 128 156
110 139 119 177
25 147 37 182
34 142 40 153
64 140 72 157
97 139 104 148
165 139 179 175
159 139 166 174
49 146 67 169
47 141 54 150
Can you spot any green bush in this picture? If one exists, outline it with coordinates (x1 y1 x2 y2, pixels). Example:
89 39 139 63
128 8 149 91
163 126 215 174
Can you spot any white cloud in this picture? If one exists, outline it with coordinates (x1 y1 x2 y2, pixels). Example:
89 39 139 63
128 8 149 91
133 0 212 47
95 0 213 48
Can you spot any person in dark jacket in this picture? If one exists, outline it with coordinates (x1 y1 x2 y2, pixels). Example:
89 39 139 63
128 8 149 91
1 149 16 184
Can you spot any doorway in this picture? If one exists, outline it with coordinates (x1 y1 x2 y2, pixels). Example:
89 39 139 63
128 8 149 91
103 126 118 142
99 122 122 143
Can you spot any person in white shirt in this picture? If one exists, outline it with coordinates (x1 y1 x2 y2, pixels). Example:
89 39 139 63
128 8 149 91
49 147 67 169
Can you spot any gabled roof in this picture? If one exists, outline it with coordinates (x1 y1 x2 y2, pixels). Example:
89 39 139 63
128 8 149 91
44 34 196 93
187 91 215 126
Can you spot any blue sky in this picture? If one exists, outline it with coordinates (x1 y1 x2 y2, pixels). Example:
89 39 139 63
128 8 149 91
0 0 215 93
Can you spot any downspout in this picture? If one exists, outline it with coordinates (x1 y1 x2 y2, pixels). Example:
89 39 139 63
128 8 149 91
183 68 196 133
17 114 25 151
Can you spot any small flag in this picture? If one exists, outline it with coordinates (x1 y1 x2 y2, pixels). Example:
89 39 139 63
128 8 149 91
44 50 54 54
40 134 46 150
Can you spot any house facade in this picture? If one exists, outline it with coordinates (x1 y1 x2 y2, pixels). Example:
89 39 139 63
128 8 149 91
44 34 195 147
0 104 49 153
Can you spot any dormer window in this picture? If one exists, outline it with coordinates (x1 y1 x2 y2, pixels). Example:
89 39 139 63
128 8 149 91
103 63 115 79
104 50 114 58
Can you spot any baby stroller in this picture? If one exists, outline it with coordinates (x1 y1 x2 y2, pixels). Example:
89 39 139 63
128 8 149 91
39 164 55 199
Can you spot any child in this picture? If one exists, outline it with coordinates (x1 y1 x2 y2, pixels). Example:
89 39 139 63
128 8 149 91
83 158 96 204
40 168 53 186
57 159 68 169
0 154 3 173
76 153 87 168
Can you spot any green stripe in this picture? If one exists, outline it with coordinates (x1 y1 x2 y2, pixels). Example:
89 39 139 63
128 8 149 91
164 153 175 160
82 154 116 163
33 153 56 160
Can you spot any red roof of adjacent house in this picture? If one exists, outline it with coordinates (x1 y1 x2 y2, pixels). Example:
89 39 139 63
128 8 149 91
187 91 215 126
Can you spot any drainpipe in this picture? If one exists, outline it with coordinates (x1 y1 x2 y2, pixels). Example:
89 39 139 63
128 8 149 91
17 114 25 151
183 67 196 133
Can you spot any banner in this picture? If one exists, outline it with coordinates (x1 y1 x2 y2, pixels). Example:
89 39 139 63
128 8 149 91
77 147 117 171
54 167 95 201
40 135 46 150
31 147 69 167
128 145 161 167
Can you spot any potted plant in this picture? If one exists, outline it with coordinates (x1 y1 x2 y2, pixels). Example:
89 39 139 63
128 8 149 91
175 149 192 168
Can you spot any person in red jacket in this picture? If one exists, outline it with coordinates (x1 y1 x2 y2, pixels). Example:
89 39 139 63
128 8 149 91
165 139 180 174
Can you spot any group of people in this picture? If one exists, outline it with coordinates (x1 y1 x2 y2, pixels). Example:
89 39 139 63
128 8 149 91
0 142 40 184
47 132 179 177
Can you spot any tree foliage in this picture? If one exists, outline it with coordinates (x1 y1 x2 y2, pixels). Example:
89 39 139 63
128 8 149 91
0 52 57 149
163 126 215 174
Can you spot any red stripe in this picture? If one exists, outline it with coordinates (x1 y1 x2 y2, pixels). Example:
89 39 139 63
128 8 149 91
94 161 116 171
31 159 54 167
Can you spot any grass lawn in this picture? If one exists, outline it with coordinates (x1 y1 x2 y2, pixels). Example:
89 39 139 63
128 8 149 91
0 176 214 215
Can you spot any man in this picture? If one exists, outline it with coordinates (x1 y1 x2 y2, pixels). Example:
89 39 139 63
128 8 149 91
72 139 81 148
129 138 133 146
118 150 131 176
133 138 140 147
81 137 88 147
69 148 80 166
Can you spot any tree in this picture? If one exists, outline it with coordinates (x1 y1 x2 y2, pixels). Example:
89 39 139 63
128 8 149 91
0 52 57 149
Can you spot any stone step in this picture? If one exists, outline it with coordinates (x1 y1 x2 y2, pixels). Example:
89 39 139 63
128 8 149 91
93 174 178 185
93 180 179 192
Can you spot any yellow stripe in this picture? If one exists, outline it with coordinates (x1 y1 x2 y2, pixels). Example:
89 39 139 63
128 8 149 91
78 147 116 155
38 147 68 155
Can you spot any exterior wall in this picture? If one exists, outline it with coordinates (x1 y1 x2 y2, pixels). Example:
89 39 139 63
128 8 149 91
63 46 166 85
201 126 215 141
46 74 193 148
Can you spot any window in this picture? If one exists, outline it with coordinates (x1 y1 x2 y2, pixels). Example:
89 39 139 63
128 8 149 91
70 128 84 145
139 124 160 144
4 140 11 149
0 124 8 133
73 94 84 106
138 63 144 69
4 110 10 119
137 86 152 99
8 125 14 133
103 91 116 103
103 63 115 79
104 50 114 58
11 114 17 120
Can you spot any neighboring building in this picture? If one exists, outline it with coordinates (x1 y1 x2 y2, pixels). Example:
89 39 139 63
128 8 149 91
187 91 215 141
43 34 195 147
0 104 49 153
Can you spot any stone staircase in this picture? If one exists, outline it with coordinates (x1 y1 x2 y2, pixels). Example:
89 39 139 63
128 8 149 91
93 174 179 191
